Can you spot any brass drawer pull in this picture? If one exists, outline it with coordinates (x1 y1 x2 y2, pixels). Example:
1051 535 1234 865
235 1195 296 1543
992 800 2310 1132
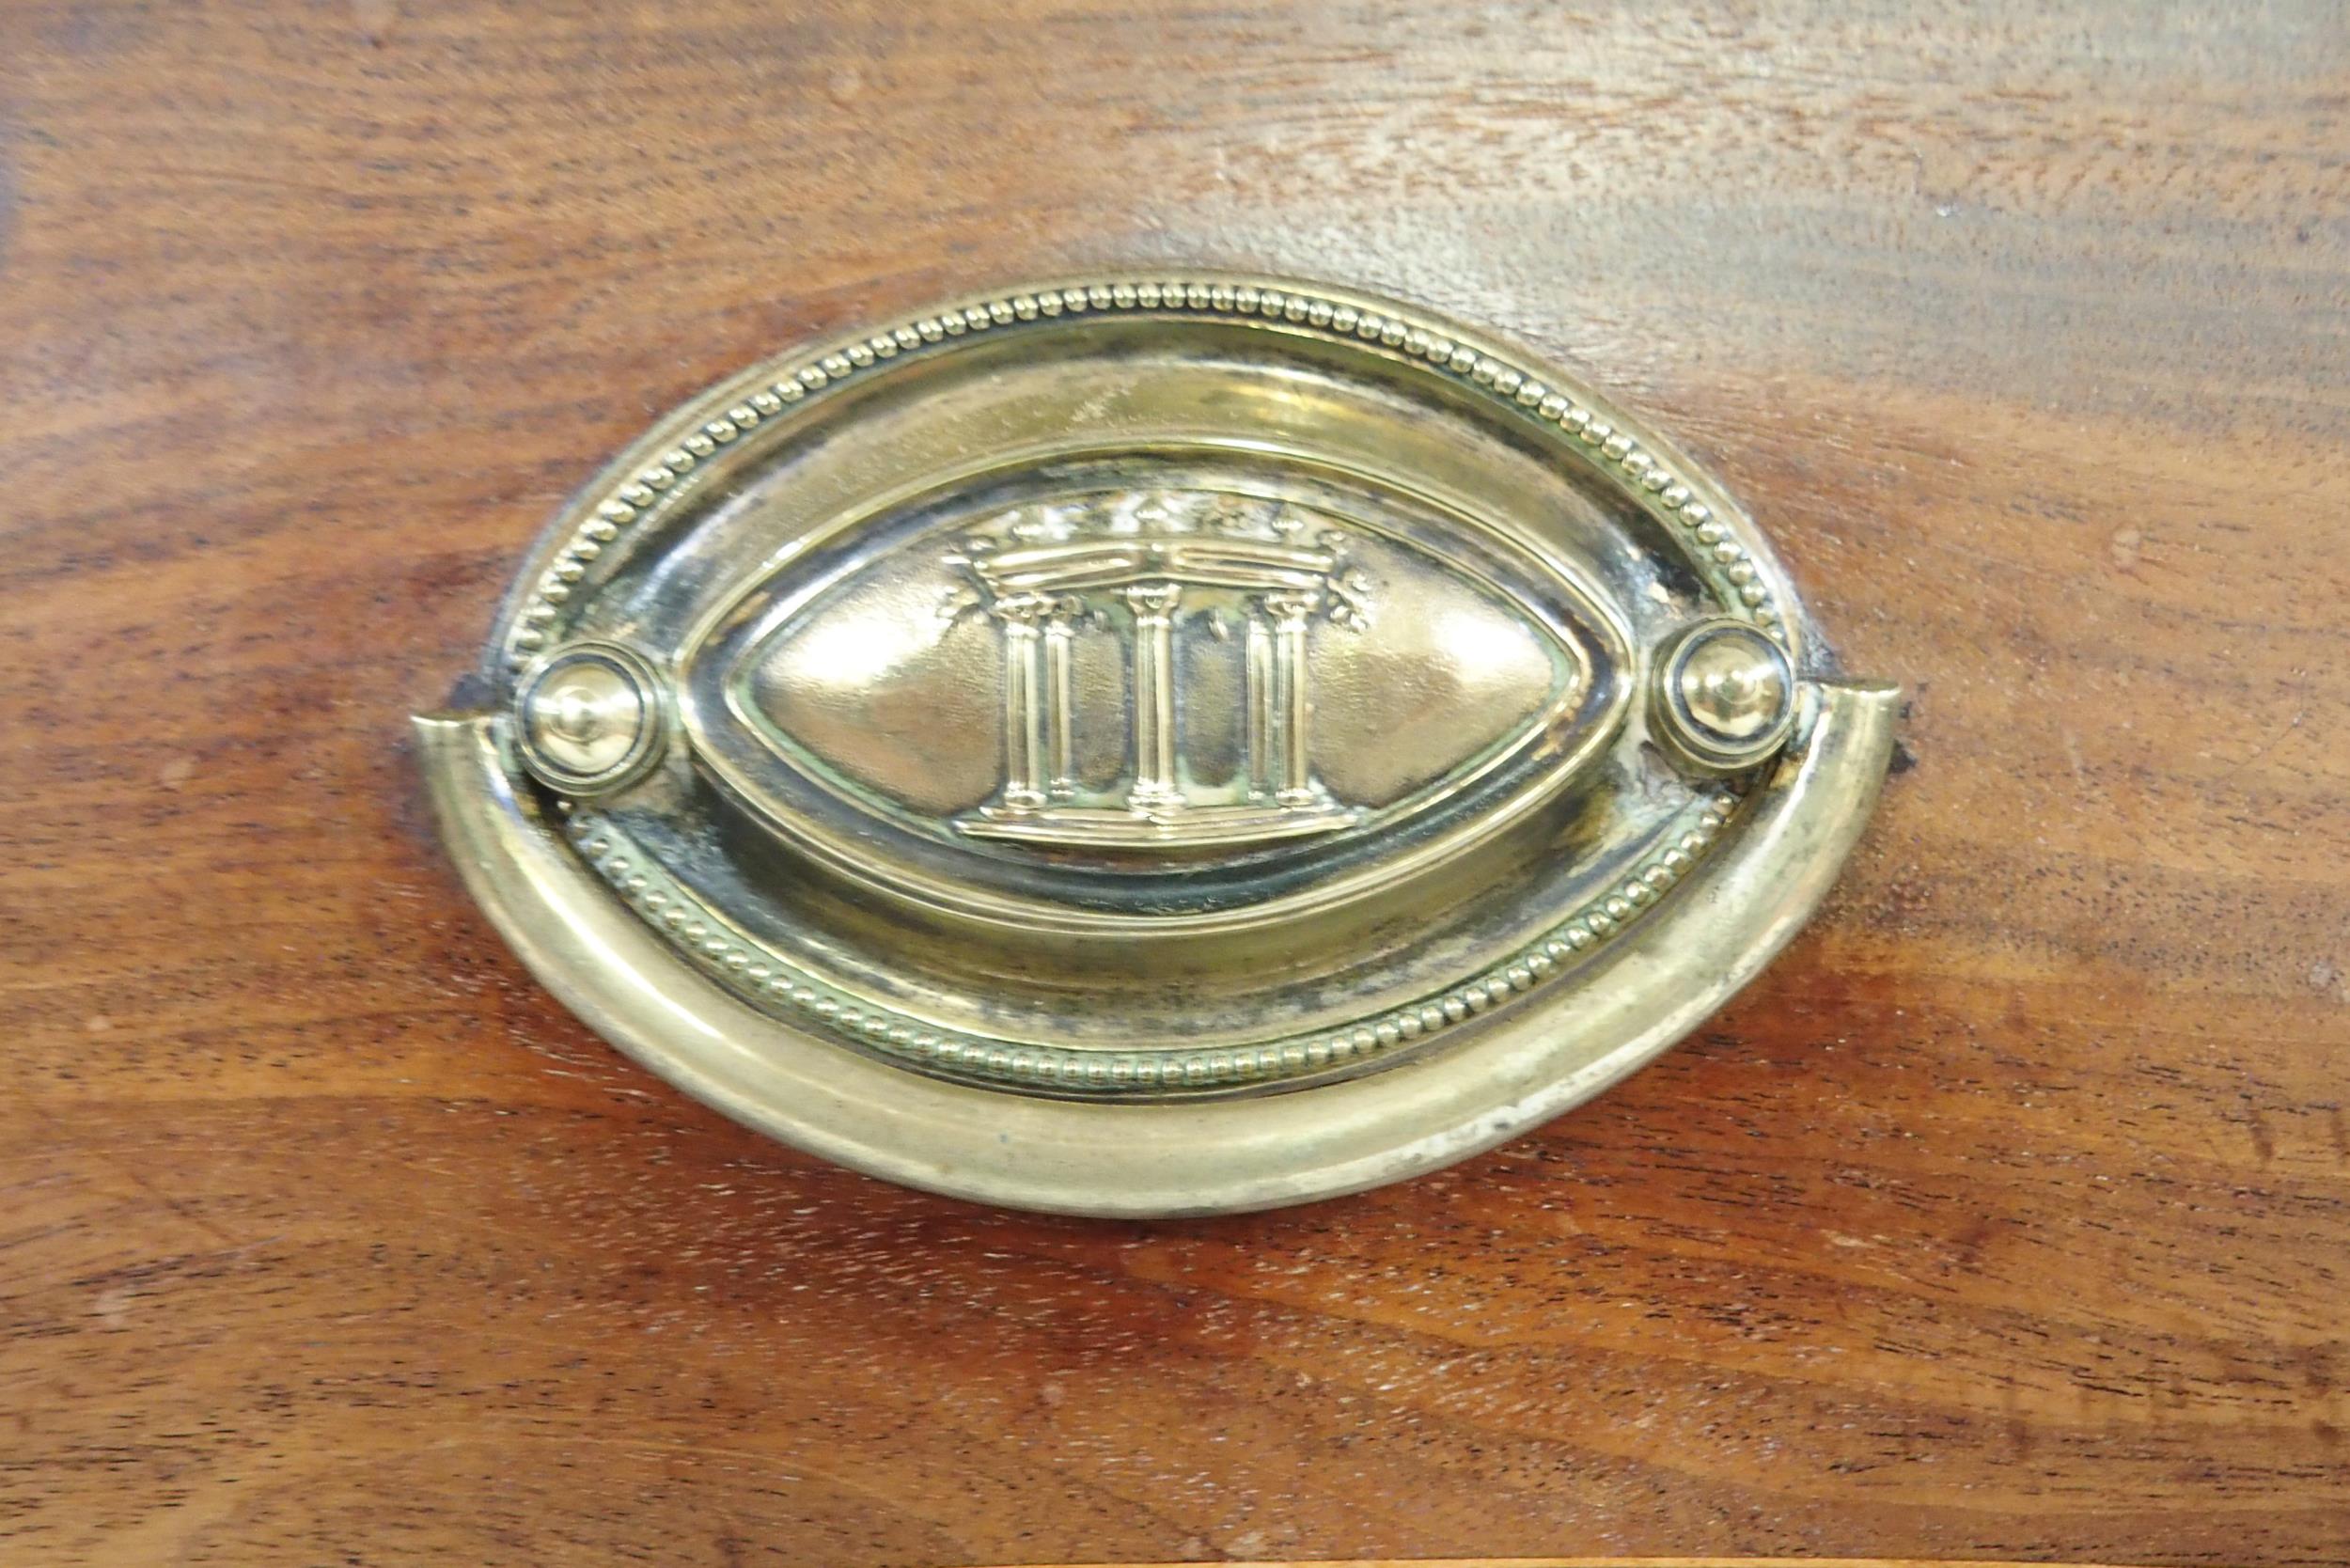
417 274 1896 1215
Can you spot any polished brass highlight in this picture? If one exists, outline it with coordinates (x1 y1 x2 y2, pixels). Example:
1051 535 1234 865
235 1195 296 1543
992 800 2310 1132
1654 619 1799 772
417 274 1898 1215
511 641 667 795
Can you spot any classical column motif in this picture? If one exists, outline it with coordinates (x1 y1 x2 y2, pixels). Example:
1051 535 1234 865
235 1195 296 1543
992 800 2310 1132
1264 587 1323 806
953 497 1362 849
1124 581 1183 813
1043 604 1076 800
996 593 1049 812
1245 611 1274 801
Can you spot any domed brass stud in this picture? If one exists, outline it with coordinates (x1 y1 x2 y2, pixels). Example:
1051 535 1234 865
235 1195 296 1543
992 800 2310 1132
513 642 666 794
1656 619 1797 771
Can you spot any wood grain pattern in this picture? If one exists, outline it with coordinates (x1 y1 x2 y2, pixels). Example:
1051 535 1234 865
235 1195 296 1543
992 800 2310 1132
1040 1560 2159 1568
3 2 2347 1563
1037 1560 2161 1568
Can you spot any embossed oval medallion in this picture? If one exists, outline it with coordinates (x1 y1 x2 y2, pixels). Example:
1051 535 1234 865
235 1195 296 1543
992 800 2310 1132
419 274 1898 1215
680 464 1631 930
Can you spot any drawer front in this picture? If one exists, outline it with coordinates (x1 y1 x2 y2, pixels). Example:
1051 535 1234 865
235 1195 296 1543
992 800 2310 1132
2 4 2343 1564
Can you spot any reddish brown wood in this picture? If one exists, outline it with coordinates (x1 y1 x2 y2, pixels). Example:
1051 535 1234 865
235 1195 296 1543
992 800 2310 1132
1044 1561 2159 1568
2 3 2346 1564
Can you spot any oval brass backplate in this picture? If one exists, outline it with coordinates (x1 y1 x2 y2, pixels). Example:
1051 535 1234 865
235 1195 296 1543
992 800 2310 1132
415 274 1897 1216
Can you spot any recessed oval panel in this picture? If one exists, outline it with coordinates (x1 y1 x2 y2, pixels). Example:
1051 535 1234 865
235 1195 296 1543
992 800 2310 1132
678 463 1632 931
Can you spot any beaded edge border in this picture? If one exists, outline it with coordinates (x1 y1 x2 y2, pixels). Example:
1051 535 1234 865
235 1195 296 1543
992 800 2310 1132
562 788 1740 1096
500 276 1788 672
507 276 1784 1094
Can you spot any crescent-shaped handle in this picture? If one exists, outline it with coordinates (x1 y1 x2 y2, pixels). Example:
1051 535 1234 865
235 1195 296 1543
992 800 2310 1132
417 680 1894 1215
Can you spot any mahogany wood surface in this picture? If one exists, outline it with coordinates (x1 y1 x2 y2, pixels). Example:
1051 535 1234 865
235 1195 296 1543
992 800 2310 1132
3 3 2346 1564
